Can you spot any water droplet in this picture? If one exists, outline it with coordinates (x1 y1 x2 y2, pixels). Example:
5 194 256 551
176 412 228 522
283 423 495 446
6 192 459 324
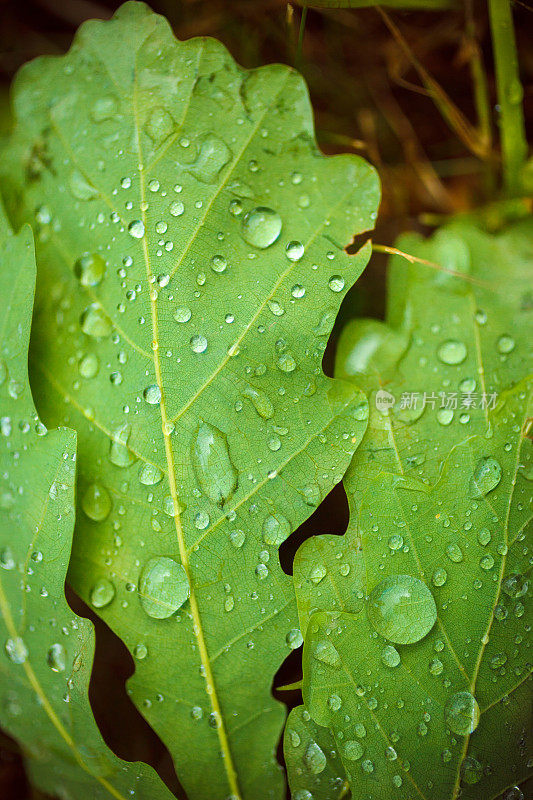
192 421 237 505
139 557 190 619
82 483 112 522
497 335 515 354
75 253 106 286
134 643 148 660
437 340 467 365
313 639 341 668
277 353 297 373
310 565 326 585
285 241 304 261
5 638 28 664
128 220 145 239
361 759 374 773
286 629 303 649
446 543 463 563
262 513 291 546
388 534 404 551
80 304 112 337
145 107 175 145
470 457 501 497
367 574 437 644
174 306 192 323
139 463 163 486
190 334 208 354
477 528 491 546
381 644 401 668
79 353 99 379
242 386 274 419
47 643 66 673
328 275 345 293
69 169 99 200
187 135 231 183
429 658 444 676
303 742 326 774
143 384 161 405
109 423 136 468
241 207 282 249
444 691 480 735
502 574 528 598
91 95 117 122
432 568 448 587
344 740 364 761
90 578 116 608
437 408 454 426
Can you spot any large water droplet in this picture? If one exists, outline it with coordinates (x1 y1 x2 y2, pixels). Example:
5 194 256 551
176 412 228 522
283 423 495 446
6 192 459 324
313 639 341 668
241 207 282 249
75 253 106 286
469 457 502 497
79 353 99 379
437 339 467 365
497 335 515 354
303 742 326 774
139 463 164 486
187 135 231 183
285 241 304 261
344 740 364 761
242 386 274 419
5 637 28 664
80 304 112 337
192 421 237 505
139 557 190 619
381 644 401 668
82 483 112 521
367 574 437 644
47 643 66 673
444 691 480 735
145 107 176 145
143 384 161 405
128 220 145 239
262 513 291 546
69 169 99 200
109 423 136 468
90 578 116 608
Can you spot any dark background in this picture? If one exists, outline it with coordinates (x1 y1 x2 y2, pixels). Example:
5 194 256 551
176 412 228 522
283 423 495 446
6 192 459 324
0 1 531 798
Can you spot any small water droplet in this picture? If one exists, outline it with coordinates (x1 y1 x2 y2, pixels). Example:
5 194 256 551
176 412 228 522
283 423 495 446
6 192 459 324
82 483 112 521
444 691 480 735
437 340 467 365
90 578 116 608
192 421 237 505
75 253 106 286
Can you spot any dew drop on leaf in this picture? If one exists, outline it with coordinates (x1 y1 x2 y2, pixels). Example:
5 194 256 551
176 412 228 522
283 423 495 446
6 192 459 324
381 644 401 668
313 639 341 668
80 304 113 338
5 637 28 664
191 421 237 505
81 483 112 521
90 578 115 608
143 384 161 405
47 643 66 673
469 457 502 497
303 741 326 774
138 463 163 486
138 557 190 619
128 220 145 239
74 253 106 286
437 339 467 365
344 740 364 761
367 574 437 645
241 207 282 249
262 513 291 546
444 690 480 735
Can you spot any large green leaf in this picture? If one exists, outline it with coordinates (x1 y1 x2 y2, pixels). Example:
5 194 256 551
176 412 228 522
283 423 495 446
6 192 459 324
0 206 175 799
0 3 379 798
287 220 532 799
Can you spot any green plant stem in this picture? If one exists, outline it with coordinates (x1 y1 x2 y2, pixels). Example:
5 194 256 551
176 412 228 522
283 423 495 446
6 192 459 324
488 0 528 195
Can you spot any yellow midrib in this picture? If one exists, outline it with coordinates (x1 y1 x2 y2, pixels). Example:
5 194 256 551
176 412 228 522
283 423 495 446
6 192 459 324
133 82 241 800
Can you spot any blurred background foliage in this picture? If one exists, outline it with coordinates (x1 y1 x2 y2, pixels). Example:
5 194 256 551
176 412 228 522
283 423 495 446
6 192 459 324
0 1 531 797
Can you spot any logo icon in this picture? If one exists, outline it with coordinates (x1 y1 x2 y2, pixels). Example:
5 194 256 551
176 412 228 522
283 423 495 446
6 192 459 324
375 389 395 412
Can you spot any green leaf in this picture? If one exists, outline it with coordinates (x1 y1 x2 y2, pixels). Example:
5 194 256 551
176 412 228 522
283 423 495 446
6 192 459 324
287 220 532 800
0 207 175 800
0 3 379 797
